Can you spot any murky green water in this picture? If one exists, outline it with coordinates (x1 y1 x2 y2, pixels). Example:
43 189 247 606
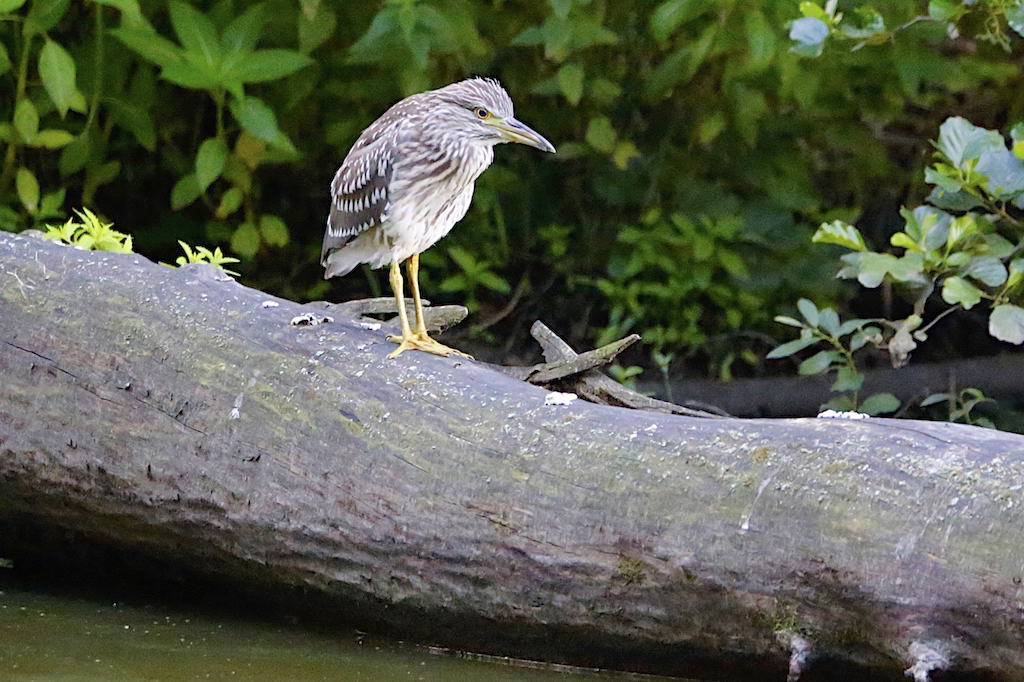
0 585 693 682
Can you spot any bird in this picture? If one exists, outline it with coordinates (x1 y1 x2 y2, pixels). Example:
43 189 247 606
321 77 555 358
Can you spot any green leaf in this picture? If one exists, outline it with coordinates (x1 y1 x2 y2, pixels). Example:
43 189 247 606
0 0 28 13
0 42 11 78
650 0 702 42
585 115 616 153
989 304 1024 344
911 206 951 252
510 25 545 47
258 214 289 247
612 140 640 170
837 318 872 336
448 245 476 271
934 117 973 167
797 1 831 21
935 116 1003 168
30 128 74 148
839 7 885 40
24 0 69 36
846 252 924 288
221 2 267 55
58 131 90 176
439 273 468 292
821 395 856 412
222 49 313 83
850 326 881 352
924 164 963 193
766 334 817 359
110 28 184 66
229 96 295 153
1011 122 1024 144
16 167 40 213
976 147 1024 199
298 6 336 53
347 5 403 63
13 98 39 143
38 39 76 117
643 46 688 99
556 63 584 106
106 98 156 151
1007 258 1024 289
1007 5 1024 38
818 307 840 336
774 315 804 329
87 160 121 188
548 0 572 20
744 10 776 72
812 220 866 251
985 233 1016 260
946 252 970 267
928 0 960 22
941 276 983 310
171 173 202 210
962 257 1007 288
796 298 819 327
696 111 726 145
477 271 511 294
68 88 86 114
161 60 220 90
946 214 978 249
91 0 145 28
927 186 983 211
169 1 221 66
831 365 864 392
889 232 918 251
230 221 261 258
216 186 244 219
860 392 900 415
195 136 228 192
919 392 951 407
798 349 839 375
38 187 64 217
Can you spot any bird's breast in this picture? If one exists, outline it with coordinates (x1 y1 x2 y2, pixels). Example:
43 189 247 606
382 146 493 261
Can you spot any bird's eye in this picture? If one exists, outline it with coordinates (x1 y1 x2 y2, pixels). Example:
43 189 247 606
475 107 489 119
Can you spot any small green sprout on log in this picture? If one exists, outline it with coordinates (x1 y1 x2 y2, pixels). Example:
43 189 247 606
42 207 133 253
175 241 240 277
40 207 239 276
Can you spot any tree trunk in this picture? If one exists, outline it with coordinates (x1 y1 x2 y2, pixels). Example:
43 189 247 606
1 232 1022 681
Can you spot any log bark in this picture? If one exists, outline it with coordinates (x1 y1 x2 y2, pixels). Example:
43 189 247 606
2 232 1023 681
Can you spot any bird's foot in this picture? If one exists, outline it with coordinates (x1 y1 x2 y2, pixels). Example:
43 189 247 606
386 332 471 359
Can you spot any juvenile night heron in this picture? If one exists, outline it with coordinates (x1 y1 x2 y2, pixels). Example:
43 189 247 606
321 77 555 358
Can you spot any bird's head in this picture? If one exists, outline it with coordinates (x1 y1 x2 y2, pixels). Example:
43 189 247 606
430 78 556 154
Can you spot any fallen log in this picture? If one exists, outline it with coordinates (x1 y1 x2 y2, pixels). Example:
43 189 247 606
1 231 1023 681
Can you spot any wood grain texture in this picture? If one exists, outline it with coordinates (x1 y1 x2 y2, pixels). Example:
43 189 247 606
1 232 1023 681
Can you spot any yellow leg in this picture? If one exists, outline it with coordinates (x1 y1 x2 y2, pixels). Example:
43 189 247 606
387 260 414 345
407 253 428 338
386 254 469 359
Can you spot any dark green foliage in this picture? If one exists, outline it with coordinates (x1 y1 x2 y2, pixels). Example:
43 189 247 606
1 0 1023 387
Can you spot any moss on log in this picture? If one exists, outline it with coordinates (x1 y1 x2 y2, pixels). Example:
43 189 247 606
1 232 1023 681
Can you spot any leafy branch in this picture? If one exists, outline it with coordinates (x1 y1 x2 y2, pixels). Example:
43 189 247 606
771 116 1024 417
790 0 1024 56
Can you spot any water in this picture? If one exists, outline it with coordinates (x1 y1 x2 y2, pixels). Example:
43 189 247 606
0 585 689 682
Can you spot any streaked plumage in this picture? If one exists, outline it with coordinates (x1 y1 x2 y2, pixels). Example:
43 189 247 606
321 78 555 358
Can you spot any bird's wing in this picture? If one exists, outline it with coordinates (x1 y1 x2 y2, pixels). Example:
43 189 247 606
320 132 396 266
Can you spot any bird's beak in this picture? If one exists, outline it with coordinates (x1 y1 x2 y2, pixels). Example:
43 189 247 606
490 116 556 153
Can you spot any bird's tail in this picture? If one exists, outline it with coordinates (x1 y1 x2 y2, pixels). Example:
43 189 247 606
322 231 390 279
